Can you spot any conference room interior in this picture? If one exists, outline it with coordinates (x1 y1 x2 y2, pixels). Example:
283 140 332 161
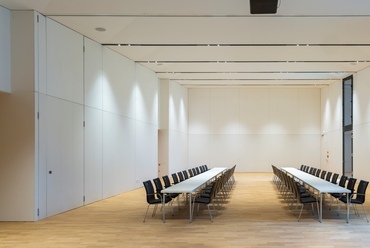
2 1 370 247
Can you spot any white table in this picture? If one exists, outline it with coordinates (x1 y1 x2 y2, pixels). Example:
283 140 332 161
161 167 227 223
282 167 351 223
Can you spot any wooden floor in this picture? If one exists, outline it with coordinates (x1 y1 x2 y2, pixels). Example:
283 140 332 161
1 172 370 247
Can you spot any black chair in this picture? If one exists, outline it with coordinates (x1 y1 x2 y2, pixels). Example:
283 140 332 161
162 175 172 188
143 180 172 222
182 170 189 180
339 180 369 222
325 171 332 182
331 173 339 184
315 169 321 177
320 170 326 179
172 173 179 184
192 179 218 222
177 172 185 182
291 178 319 221
330 176 350 209
196 167 201 175
204 165 209 171
300 164 305 171
309 167 314 175
311 168 317 176
188 169 194 177
192 168 197 176
153 177 179 209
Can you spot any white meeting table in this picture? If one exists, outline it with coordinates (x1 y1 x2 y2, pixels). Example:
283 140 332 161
161 167 227 223
282 167 351 223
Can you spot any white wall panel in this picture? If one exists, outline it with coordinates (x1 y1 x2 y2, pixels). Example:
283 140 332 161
239 89 270 134
268 134 300 167
169 81 188 133
299 89 321 134
169 130 188 173
189 89 210 134
135 121 158 186
102 112 135 198
269 89 300 134
102 48 136 118
46 96 83 217
84 107 103 204
298 135 321 168
239 135 270 172
320 81 342 172
353 123 370 182
0 6 11 93
189 88 321 171
209 89 240 134
46 19 83 104
84 38 103 110
209 135 240 167
136 64 158 125
353 69 370 125
188 134 210 167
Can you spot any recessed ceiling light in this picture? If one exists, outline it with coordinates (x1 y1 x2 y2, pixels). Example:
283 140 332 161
95 27 106 32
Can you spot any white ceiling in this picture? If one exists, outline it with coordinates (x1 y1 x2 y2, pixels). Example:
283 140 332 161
2 0 370 87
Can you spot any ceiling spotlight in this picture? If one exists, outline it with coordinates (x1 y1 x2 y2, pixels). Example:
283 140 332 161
95 27 106 32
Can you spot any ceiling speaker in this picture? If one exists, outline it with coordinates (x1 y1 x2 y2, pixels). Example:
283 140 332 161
250 0 278 14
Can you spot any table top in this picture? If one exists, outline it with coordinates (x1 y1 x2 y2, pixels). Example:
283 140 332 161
282 167 350 194
162 167 227 194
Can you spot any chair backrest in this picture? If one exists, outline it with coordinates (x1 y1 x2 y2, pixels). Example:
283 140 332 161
346 178 357 193
196 167 201 174
162 175 171 188
320 170 327 179
312 168 317 175
192 168 197 176
153 178 164 194
178 172 185 182
172 173 179 184
143 180 156 203
309 167 314 174
355 180 369 203
315 169 321 177
300 164 305 170
188 169 194 177
325 171 332 182
338 175 348 187
304 166 310 173
204 165 209 171
182 170 189 180
331 173 339 184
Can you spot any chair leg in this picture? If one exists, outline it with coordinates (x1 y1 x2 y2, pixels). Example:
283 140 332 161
143 204 150 223
207 205 214 222
361 204 369 222
298 204 304 222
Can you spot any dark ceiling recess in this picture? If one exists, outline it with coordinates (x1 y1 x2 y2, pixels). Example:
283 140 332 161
250 0 278 14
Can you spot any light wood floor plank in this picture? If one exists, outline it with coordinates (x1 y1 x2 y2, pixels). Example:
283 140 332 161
0 172 369 247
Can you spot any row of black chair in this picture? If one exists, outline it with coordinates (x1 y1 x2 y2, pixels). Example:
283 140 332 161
272 165 319 221
192 165 236 222
297 165 369 222
171 165 209 185
142 165 210 222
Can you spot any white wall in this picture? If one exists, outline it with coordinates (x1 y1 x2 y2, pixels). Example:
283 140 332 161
0 11 36 221
353 68 370 182
320 81 343 175
188 88 321 172
38 21 159 217
158 80 188 177
0 6 11 93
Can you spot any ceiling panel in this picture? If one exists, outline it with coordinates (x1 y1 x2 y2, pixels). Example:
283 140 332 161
2 0 370 87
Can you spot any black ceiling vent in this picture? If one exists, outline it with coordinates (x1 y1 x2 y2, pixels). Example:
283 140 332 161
250 0 278 14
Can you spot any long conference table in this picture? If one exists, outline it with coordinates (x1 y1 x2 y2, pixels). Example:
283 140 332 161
282 167 351 223
161 167 227 223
